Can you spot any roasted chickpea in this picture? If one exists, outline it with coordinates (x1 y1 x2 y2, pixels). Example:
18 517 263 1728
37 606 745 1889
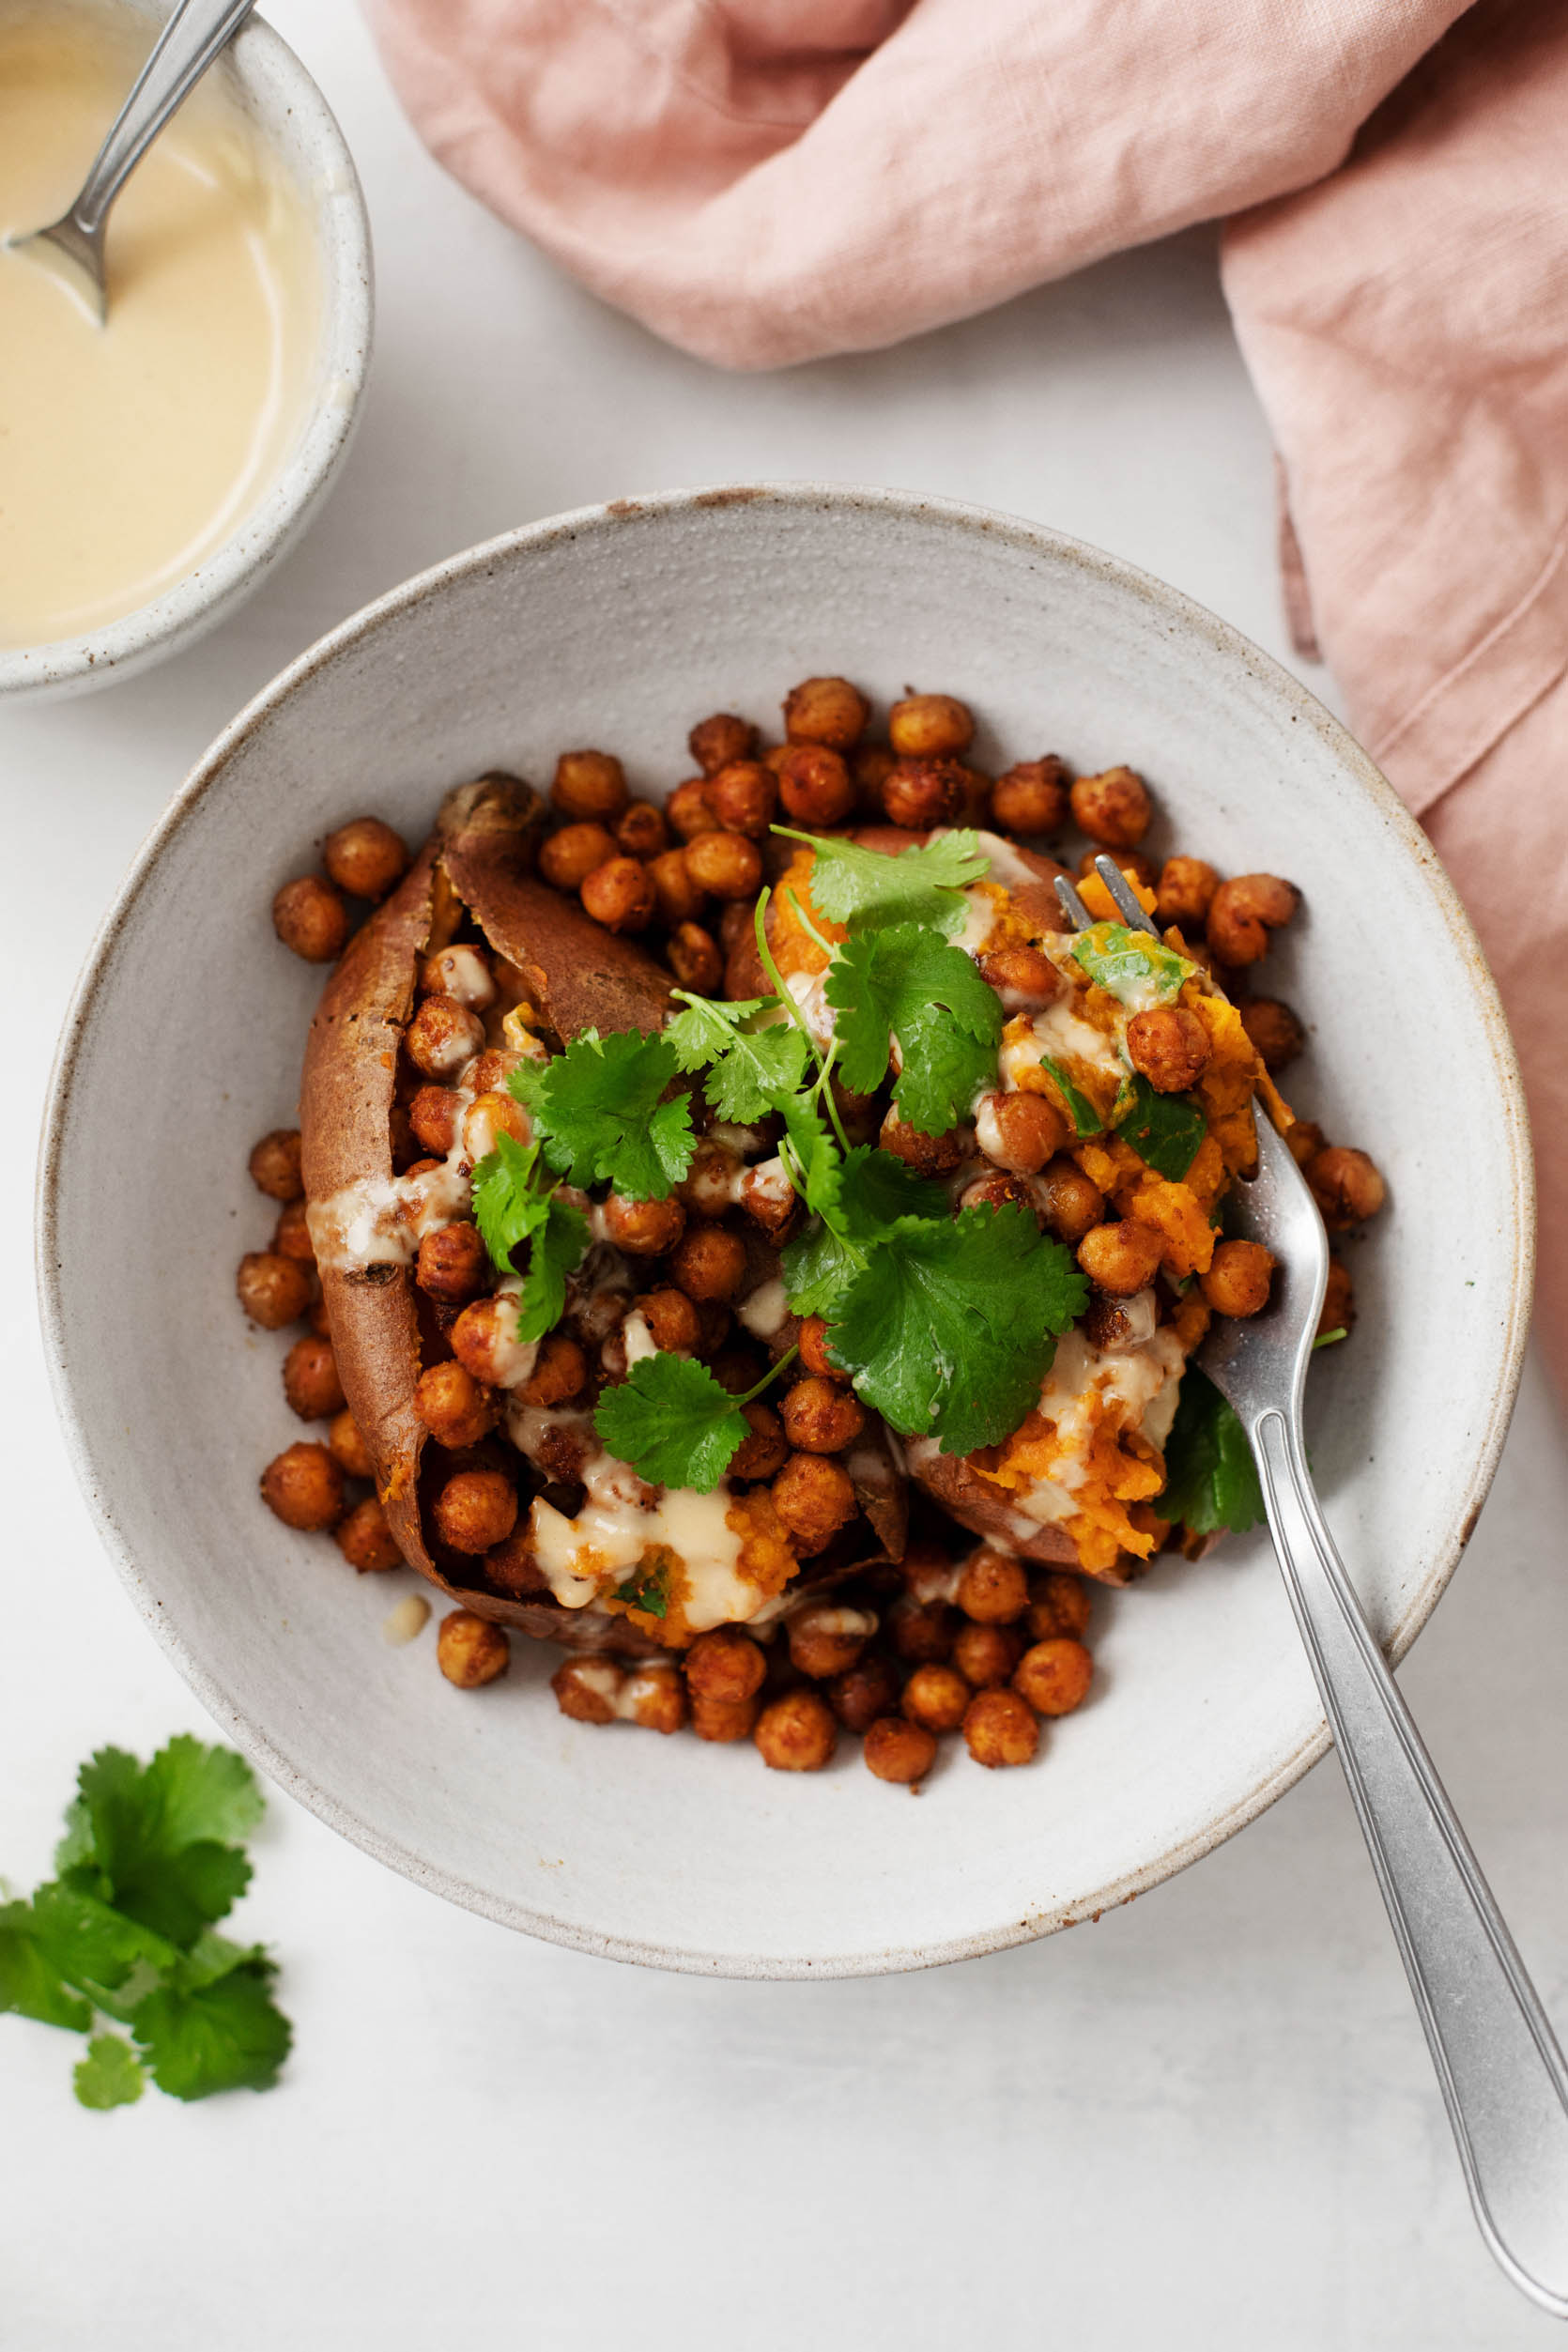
437 1610 510 1689
992 757 1069 836
581 855 656 933
551 1656 618 1724
1286 1118 1326 1168
879 1111 967 1176
600 1191 684 1258
955 1546 1029 1624
1079 1219 1163 1296
889 693 974 760
901 1663 971 1735
540 822 618 892
1201 1237 1275 1317
684 1627 767 1706
1031 1159 1102 1246
451 1294 536 1388
882 755 967 830
666 778 716 841
433 1469 517 1555
416 1221 490 1305
1238 996 1305 1071
283 1334 345 1422
1125 1006 1211 1094
783 675 869 749
771 1453 857 1554
781 1376 866 1456
963 1685 1040 1768
865 1716 938 1785
621 1666 687 1734
796 1315 845 1381
513 1331 585 1410
690 1690 761 1743
326 1409 375 1482
335 1496 402 1574
461 1092 530 1167
237 1250 311 1330
829 1653 901 1732
788 1605 875 1680
684 829 763 900
406 1085 460 1157
690 713 757 775
272 874 349 963
483 1530 546 1598
669 1222 747 1303
979 945 1064 1010
421 945 496 1012
852 743 896 807
754 1688 838 1772
248 1128 303 1202
272 1198 315 1264
260 1441 346 1531
1317 1255 1355 1340
1207 873 1299 966
976 1089 1068 1176
1306 1145 1386 1229
616 801 669 859
323 817 409 901
1070 764 1151 848
665 921 723 995
1076 844 1159 890
730 1400 790 1481
1026 1569 1093 1643
952 1622 1026 1687
646 849 702 930
635 1287 703 1354
1013 1637 1094 1717
415 1359 496 1448
890 1597 957 1666
552 749 629 822
406 993 486 1080
1156 856 1220 930
707 760 777 838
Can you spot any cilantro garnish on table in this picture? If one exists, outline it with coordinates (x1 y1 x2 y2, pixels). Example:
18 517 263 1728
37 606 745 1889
1159 1365 1263 1536
1 1738 291 2109
509 1027 695 1200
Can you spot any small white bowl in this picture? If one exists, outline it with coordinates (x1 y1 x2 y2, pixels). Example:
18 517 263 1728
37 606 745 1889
0 0 371 701
38 486 1534 1976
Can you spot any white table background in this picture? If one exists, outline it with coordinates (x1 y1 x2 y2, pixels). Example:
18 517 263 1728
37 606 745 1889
5 8 1567 2345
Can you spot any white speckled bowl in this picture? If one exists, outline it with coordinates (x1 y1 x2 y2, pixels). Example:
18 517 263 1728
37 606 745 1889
0 0 372 701
38 487 1534 1975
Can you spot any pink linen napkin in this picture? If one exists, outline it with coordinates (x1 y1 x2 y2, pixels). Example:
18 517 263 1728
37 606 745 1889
366 0 1568 1391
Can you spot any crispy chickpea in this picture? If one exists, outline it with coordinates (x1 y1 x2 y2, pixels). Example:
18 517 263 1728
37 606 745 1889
636 1287 703 1354
649 848 704 927
540 822 618 892
271 874 349 963
1201 1238 1275 1317
622 1666 687 1734
685 1627 766 1704
451 1294 536 1388
829 1652 901 1732
963 1685 1039 1768
690 713 757 775
437 1610 510 1689
1026 1569 1093 1643
602 1191 686 1258
879 1112 967 1176
1079 1219 1163 1296
415 1359 495 1448
462 1091 531 1166
789 1605 875 1680
669 1222 747 1303
433 1469 517 1555
901 1663 971 1735
485 1529 547 1598
1037 1158 1104 1244
882 755 967 830
955 1546 1029 1624
616 800 669 859
1070 764 1151 848
754 1688 838 1772
248 1128 303 1202
1156 855 1220 930
953 1622 1026 1687
552 749 629 822
865 1716 938 1785
1306 1145 1387 1229
1318 1255 1356 1338
327 1408 376 1482
707 760 777 838
1013 1637 1094 1717
283 1333 345 1422
781 1376 866 1455
1207 873 1299 966
1077 844 1160 889
730 1400 790 1481
1286 1118 1325 1168
514 1331 586 1409
684 829 763 899
992 756 1070 836
852 742 896 807
335 1496 402 1573
552 1656 617 1724
666 778 716 841
771 1453 857 1554
890 1597 957 1666
421 945 496 1010
260 1441 345 1531
1238 996 1306 1071
667 922 723 994
416 1221 490 1305
796 1315 845 1381
323 817 409 901
889 693 974 760
1126 1006 1211 1094
237 1250 312 1330
406 993 485 1080
690 1690 761 1744
581 855 655 932
783 675 869 749
407 1085 462 1157
976 1089 1068 1176
979 945 1064 1011
272 1198 315 1264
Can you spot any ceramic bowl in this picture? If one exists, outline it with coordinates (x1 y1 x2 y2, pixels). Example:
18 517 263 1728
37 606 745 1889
0 0 371 701
38 486 1534 1976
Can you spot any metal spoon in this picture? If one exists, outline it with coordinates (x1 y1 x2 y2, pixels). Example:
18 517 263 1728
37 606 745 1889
1056 854 1568 2316
8 0 256 322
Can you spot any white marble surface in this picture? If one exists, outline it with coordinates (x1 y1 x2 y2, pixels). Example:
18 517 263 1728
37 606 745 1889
4 7 1566 2344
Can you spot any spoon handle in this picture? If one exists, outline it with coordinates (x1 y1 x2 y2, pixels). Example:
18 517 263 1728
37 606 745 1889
1252 1405 1568 2314
69 0 257 237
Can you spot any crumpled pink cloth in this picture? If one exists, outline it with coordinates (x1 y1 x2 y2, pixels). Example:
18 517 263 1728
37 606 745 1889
367 0 1568 1392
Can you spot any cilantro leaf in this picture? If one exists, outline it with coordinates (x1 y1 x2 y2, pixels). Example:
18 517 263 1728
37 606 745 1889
74 2033 145 2110
1313 1326 1348 1350
1038 1058 1103 1138
471 1131 551 1270
1070 921 1194 1007
774 826 991 937
781 1145 950 1318
516 1192 591 1344
830 1205 1087 1454
131 1955 291 2100
1114 1073 1207 1182
1159 1366 1263 1536
511 1030 696 1201
0 1900 92 2032
54 1745 254 1945
665 993 812 1125
613 1562 670 1619
593 1353 748 1493
29 1880 179 2005
826 925 1002 1135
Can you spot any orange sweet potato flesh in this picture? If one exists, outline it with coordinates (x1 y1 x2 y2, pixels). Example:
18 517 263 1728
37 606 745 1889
908 1447 1140 1584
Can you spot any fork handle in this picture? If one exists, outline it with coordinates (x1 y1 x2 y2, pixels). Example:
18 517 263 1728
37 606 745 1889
69 0 257 235
1253 1407 1568 2314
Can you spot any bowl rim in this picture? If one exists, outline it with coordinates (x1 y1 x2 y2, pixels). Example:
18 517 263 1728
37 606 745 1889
35 482 1538 1977
0 1 373 700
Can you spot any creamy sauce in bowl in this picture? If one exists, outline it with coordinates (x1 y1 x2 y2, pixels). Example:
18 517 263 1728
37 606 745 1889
0 9 320 648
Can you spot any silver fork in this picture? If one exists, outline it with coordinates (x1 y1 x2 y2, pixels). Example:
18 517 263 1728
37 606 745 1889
1056 853 1568 2315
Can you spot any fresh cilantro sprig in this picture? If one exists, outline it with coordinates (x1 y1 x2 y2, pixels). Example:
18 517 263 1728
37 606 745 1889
509 1028 695 1201
1071 921 1194 1008
1 1739 291 2109
470 1131 592 1343
780 1144 948 1318
1159 1365 1264 1536
665 993 811 1126
1113 1073 1207 1182
593 1349 794 1494
826 924 1002 1135
773 825 991 937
